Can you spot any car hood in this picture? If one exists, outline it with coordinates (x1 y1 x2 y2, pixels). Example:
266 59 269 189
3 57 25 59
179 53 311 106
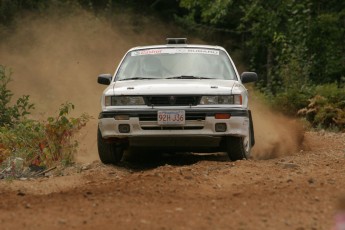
107 79 239 96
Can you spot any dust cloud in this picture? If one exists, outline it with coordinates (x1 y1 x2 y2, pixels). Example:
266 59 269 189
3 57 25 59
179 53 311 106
249 90 305 159
0 7 304 163
0 8 187 163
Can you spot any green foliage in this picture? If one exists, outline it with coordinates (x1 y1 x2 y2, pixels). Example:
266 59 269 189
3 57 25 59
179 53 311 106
177 0 243 45
179 1 344 125
179 0 234 25
0 66 91 177
0 0 48 26
42 102 90 167
268 87 314 116
0 102 91 177
0 65 35 127
237 1 344 130
297 84 345 131
0 0 17 26
0 119 45 168
308 12 345 84
267 83 345 131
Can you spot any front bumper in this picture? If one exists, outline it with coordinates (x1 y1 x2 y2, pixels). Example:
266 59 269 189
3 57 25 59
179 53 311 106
98 108 250 142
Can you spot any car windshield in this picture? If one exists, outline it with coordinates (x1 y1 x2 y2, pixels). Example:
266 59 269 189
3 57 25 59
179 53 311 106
115 48 237 81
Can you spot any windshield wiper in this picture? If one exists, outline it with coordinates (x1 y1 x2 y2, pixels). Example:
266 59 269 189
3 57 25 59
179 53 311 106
166 75 214 79
119 77 157 81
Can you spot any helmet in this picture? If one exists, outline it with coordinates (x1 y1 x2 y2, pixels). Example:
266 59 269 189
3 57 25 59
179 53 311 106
142 56 161 77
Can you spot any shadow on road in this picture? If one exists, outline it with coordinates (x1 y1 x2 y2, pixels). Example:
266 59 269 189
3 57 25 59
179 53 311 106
117 151 229 171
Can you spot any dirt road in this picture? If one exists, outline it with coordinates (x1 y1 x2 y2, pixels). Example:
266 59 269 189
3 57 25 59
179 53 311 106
1 131 344 230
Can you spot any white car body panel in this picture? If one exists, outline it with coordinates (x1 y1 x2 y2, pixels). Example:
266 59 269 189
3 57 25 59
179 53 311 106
97 41 256 158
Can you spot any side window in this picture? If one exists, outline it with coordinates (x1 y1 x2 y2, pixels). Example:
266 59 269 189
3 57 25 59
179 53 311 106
220 53 237 80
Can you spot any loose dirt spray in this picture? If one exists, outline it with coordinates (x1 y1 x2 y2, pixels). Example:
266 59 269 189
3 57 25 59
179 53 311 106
249 90 305 159
0 8 305 162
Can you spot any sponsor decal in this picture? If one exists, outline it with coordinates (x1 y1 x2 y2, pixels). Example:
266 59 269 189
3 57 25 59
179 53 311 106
131 48 219 56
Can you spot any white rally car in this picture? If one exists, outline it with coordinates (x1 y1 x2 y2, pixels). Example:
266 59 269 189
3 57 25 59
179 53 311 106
97 38 257 164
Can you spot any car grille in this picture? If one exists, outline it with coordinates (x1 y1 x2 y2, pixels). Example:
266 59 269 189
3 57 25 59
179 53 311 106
145 96 200 106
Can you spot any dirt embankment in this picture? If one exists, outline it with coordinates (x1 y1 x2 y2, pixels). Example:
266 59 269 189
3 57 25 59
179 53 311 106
1 7 344 230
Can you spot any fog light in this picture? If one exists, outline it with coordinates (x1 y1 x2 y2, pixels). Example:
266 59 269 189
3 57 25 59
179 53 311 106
119 124 130 133
215 123 227 132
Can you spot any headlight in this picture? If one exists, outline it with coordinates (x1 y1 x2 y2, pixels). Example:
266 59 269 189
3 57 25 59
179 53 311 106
105 96 145 106
200 95 242 105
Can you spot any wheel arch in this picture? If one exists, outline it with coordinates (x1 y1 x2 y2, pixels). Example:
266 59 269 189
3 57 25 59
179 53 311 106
249 110 255 147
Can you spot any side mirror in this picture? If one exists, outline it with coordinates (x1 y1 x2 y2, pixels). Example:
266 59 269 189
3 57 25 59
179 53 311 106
97 74 113 85
241 72 258 84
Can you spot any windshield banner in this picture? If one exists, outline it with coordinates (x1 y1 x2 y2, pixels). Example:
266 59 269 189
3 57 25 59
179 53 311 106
131 48 219 56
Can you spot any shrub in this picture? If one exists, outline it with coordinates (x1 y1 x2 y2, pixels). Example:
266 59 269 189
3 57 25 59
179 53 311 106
0 66 91 178
0 119 45 175
297 84 345 131
41 102 90 167
0 103 91 175
262 82 345 131
0 65 36 171
265 85 314 116
0 65 34 126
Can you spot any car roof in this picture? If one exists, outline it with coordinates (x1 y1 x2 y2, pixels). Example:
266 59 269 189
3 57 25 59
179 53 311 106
128 44 227 52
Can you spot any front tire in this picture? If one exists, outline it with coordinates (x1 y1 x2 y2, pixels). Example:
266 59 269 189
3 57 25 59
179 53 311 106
97 128 123 164
226 134 251 161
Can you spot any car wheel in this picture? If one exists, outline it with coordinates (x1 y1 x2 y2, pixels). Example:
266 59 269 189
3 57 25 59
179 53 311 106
226 133 251 161
97 128 123 164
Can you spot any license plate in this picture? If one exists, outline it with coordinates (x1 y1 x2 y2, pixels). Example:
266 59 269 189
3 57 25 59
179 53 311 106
157 110 185 125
